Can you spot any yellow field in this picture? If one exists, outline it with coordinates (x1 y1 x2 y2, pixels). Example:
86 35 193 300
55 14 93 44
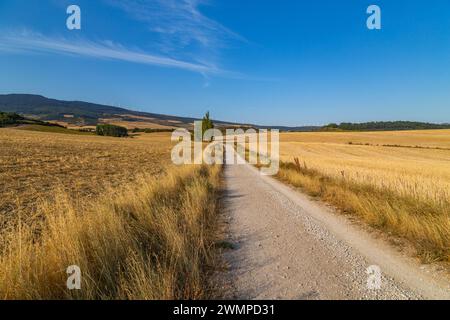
0 128 222 299
278 129 450 262
0 128 172 223
282 129 450 148
280 130 450 205
99 119 177 130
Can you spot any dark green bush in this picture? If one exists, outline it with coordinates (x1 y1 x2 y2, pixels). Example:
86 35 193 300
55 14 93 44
96 124 128 137
128 128 174 133
0 112 24 127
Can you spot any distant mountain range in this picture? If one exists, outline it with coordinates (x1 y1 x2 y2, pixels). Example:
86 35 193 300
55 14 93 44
0 94 317 131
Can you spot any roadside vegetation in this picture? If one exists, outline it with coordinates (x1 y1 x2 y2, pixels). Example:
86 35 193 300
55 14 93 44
277 130 450 263
0 164 221 299
0 128 222 299
201 112 214 136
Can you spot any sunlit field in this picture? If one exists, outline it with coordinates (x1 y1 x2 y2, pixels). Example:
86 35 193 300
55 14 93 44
282 129 450 149
0 128 222 299
0 128 172 223
278 130 450 262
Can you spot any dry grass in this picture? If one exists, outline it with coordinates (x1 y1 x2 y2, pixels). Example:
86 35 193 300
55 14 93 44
278 130 450 263
0 129 172 224
0 164 221 299
0 128 223 299
99 119 177 130
18 124 94 135
282 129 450 148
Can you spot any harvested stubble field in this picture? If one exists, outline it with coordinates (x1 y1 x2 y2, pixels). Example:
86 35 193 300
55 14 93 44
277 129 450 263
0 128 222 299
0 128 172 223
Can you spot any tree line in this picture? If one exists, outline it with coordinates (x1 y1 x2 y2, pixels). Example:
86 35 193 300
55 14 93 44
0 111 65 128
322 121 450 131
95 124 128 137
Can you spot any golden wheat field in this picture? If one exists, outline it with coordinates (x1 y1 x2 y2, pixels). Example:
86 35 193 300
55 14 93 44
0 127 222 299
278 129 450 262
280 130 450 205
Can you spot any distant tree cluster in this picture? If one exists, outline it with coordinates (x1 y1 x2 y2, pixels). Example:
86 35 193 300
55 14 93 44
0 112 24 127
0 111 66 128
96 124 128 137
131 128 174 133
321 121 450 132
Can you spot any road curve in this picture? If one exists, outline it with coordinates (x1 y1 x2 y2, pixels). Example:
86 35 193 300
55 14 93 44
219 159 450 300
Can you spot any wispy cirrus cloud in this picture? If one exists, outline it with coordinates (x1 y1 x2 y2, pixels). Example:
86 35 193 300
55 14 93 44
104 0 245 52
0 1 260 81
0 30 237 75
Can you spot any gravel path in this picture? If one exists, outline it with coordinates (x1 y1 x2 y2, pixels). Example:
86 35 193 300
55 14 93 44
219 157 450 300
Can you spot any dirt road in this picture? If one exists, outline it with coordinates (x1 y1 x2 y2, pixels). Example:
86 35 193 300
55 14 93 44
219 159 450 300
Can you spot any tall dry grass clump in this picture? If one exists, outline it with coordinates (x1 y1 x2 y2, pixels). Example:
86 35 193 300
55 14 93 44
0 164 221 300
278 159 450 263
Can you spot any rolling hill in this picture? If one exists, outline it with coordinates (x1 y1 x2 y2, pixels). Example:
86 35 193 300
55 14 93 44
0 94 318 131
2 94 448 132
0 94 201 129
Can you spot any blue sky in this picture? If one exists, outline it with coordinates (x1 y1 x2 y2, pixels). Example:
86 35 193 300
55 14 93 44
0 0 449 126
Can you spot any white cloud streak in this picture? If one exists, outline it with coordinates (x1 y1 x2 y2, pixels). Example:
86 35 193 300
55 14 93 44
0 1 253 81
0 31 234 75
